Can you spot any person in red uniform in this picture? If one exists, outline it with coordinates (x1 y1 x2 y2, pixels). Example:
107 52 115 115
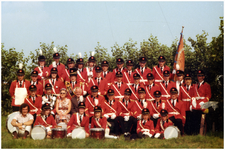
159 70 176 100
28 70 43 96
152 56 171 84
109 71 128 101
174 70 185 96
88 66 108 96
136 108 155 138
67 102 90 138
34 54 50 83
10 68 30 111
85 85 105 122
149 91 166 127
91 106 107 129
48 49 66 81
130 73 145 100
34 103 57 138
123 60 135 85
191 70 211 135
101 60 113 86
164 87 186 135
63 58 76 82
45 67 65 96
24 85 42 122
134 57 151 86
145 73 160 101
117 88 137 139
75 58 87 83
111 58 127 82
84 56 96 83
154 109 173 139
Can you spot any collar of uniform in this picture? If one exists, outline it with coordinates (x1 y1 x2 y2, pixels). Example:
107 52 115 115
17 79 24 84
123 99 130 103
199 80 205 85
91 95 99 98
154 99 161 104
139 99 145 102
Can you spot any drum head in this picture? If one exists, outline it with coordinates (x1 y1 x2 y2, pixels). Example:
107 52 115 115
72 128 86 139
90 128 104 132
6 112 20 133
57 122 67 129
31 126 47 140
164 126 179 139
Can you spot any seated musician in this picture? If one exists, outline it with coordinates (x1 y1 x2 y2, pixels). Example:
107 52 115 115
91 106 107 129
11 103 34 139
34 103 57 138
137 108 155 139
154 109 173 139
70 87 86 114
67 102 89 138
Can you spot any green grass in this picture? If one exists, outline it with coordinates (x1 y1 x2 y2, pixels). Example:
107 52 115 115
1 115 223 148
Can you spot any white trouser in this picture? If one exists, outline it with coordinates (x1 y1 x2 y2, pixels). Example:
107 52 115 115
12 125 31 134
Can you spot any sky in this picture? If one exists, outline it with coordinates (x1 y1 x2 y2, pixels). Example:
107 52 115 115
1 1 224 58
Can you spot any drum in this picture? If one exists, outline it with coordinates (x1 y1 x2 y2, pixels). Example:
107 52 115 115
6 111 20 133
52 128 67 139
164 126 180 139
31 125 47 140
72 127 86 139
57 122 67 129
90 128 105 139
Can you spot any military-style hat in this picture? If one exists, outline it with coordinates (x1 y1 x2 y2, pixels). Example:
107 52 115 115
51 67 58 74
101 60 109 67
107 89 114 96
176 70 184 76
95 66 102 73
116 58 124 64
17 69 25 76
45 83 52 90
170 87 178 94
67 58 75 64
158 56 166 62
88 56 96 62
124 88 132 95
38 55 45 62
138 87 146 94
53 53 60 59
133 73 140 80
31 70 38 77
163 70 170 77
70 68 77 76
76 58 84 64
147 73 154 80
91 85 98 92
29 85 37 91
116 71 123 77
42 103 51 110
126 60 133 66
160 109 168 117
154 90 161 98
197 70 205 76
94 106 102 112
139 57 147 63
78 102 85 109
185 73 192 80
142 108 150 115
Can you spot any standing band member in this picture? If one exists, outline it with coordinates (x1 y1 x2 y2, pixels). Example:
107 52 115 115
135 56 151 85
29 70 43 96
63 58 75 82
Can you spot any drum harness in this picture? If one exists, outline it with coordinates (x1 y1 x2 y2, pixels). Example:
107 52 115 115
135 69 147 85
153 66 164 83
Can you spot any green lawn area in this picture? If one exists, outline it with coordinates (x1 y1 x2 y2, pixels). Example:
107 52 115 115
1 115 224 148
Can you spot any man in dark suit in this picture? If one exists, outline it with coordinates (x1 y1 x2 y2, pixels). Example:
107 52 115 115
70 87 86 114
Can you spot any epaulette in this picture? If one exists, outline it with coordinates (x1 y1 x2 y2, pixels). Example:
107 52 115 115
37 95 42 97
130 99 135 102
25 95 29 99
37 114 41 116
38 81 42 85
168 119 172 123
12 80 17 82
85 108 88 111
155 84 159 86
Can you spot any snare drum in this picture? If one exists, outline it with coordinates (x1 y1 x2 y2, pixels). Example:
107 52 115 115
57 122 67 129
6 111 20 133
52 128 67 139
90 128 105 139
72 127 86 139
164 126 180 139
31 125 47 140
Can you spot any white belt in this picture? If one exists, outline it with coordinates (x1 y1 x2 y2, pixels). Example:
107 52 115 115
146 98 155 101
168 112 180 115
162 95 171 98
123 113 130 116
182 99 191 102
126 83 133 86
196 97 205 100
115 96 124 98
90 112 94 114
155 80 163 82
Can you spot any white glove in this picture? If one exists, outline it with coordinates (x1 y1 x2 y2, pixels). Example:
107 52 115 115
172 69 176 74
46 126 51 132
190 105 192 112
154 133 161 138
137 115 142 120
38 72 43 77
98 92 101 95
83 91 87 95
124 116 130 121
111 114 116 119
153 113 159 119
199 101 204 107
52 96 56 101
143 132 152 137
104 114 109 119
51 111 55 115
192 97 197 108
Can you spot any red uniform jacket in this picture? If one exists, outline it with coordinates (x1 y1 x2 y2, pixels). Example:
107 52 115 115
49 63 66 81
28 81 43 97
118 99 134 117
155 118 173 134
24 95 42 115
134 67 151 85
62 68 71 82
133 100 152 118
194 81 211 110
165 99 186 124
129 83 145 100
88 78 108 95
103 100 119 116
137 119 155 135
145 83 161 100
159 81 176 100
34 66 50 81
77 68 88 83
83 67 96 82
45 78 65 95
34 115 57 128
85 95 105 117
67 113 89 134
91 117 107 129
9 79 30 107
109 82 128 100
92 71 113 85
149 100 166 117
123 70 135 85
111 67 127 82
152 65 171 83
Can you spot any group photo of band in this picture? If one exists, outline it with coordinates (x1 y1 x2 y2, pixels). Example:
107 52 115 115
7 48 211 140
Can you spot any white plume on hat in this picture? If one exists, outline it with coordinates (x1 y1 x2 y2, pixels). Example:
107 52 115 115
176 64 180 70
91 51 95 56
19 63 23 69
39 49 43 55
53 47 57 53
52 61 57 68
78 52 82 58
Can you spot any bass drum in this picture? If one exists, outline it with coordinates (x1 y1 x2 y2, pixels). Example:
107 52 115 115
52 128 67 139
72 127 86 139
6 111 20 133
31 125 47 140
164 126 180 139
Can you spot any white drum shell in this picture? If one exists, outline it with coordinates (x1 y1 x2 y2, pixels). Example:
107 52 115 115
72 127 86 139
57 122 67 129
164 126 180 139
31 125 47 140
